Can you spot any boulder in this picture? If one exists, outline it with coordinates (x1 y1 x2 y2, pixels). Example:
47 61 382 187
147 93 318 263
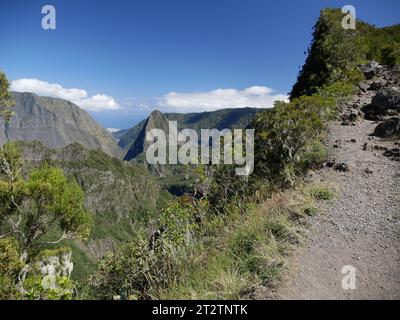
360 61 382 80
368 78 387 91
18 248 74 295
373 117 400 138
358 82 369 93
325 159 336 167
363 88 400 120
383 148 400 161
371 88 400 113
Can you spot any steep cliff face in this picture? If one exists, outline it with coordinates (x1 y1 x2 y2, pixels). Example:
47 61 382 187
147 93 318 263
0 92 123 158
124 110 169 161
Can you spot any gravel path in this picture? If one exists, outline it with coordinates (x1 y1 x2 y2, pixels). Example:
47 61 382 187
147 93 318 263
268 99 400 299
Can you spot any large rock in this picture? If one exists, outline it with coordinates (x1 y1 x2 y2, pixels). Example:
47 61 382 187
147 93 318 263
363 88 400 120
0 92 123 158
373 117 400 138
19 248 74 291
371 88 400 113
368 78 387 91
383 148 400 161
360 61 382 80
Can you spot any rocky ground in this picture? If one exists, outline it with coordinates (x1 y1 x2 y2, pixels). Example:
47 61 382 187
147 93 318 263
264 62 400 300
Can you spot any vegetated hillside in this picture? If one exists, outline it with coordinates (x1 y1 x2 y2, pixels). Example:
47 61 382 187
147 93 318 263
115 107 265 152
291 8 400 99
3 8 398 301
86 9 400 300
119 108 266 187
16 140 172 280
0 92 123 158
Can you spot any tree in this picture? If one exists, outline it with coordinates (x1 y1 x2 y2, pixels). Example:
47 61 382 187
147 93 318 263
0 143 91 261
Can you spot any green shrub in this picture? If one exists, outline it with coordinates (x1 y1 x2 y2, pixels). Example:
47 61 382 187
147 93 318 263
23 275 75 300
298 140 328 171
303 206 319 216
309 186 334 200
88 196 207 299
0 237 23 299
381 44 400 66
89 233 154 299
253 95 332 186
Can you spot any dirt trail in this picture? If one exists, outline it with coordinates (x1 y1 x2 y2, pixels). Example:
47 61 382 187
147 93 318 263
266 93 400 300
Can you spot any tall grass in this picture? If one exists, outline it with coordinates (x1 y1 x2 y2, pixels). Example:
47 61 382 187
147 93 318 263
154 184 334 299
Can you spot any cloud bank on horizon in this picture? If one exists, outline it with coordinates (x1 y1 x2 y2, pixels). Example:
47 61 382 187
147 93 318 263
10 78 288 113
10 78 120 112
158 86 288 112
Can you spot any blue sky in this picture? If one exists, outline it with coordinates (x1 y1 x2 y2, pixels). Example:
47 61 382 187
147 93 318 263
1 0 399 129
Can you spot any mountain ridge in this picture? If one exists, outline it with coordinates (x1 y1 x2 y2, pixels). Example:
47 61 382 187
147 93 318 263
115 107 266 154
0 92 123 158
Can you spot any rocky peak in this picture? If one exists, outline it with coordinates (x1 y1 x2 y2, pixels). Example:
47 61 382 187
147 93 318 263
124 109 169 161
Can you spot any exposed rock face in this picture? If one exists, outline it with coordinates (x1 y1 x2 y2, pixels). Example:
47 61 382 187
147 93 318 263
124 110 169 161
373 117 400 138
123 110 171 176
38 251 74 282
0 92 122 158
20 249 74 291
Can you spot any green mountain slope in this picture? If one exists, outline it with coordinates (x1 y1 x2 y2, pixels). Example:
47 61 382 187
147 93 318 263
16 140 172 280
291 8 400 99
115 107 266 152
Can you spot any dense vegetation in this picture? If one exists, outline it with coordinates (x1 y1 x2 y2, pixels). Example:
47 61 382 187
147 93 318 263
1 8 399 300
86 8 400 299
291 9 400 98
16 140 171 282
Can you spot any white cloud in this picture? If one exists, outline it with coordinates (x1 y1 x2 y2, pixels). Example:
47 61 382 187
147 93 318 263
107 128 121 133
79 94 119 111
10 78 120 112
158 86 288 111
